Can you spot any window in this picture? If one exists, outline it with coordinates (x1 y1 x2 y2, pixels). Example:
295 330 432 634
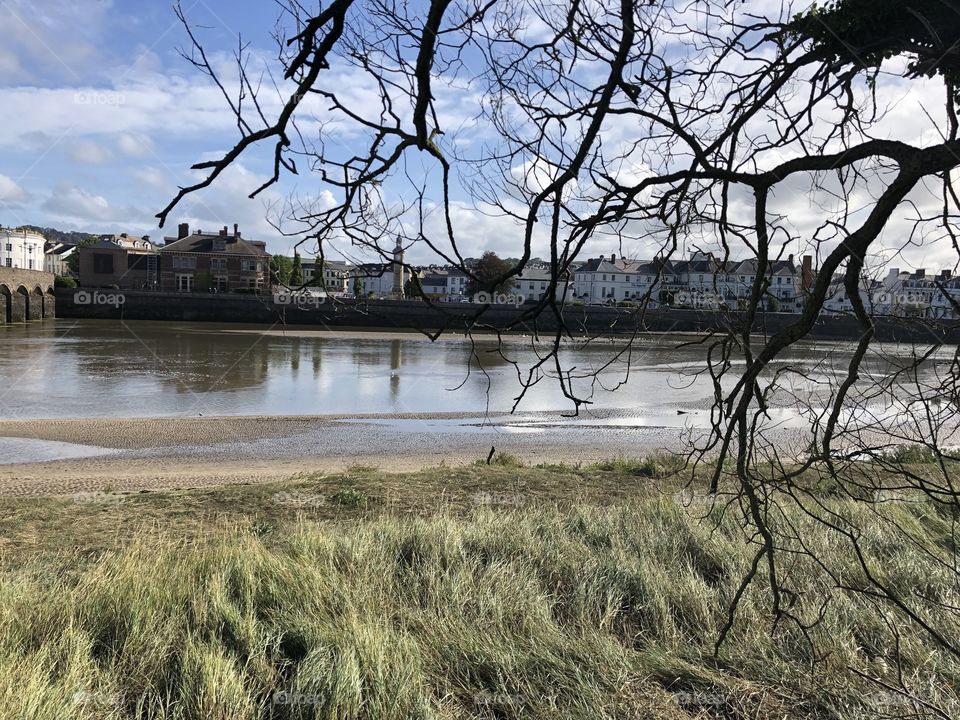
93 253 114 274
172 255 196 270
241 259 257 272
4 258 10 267
176 274 193 292
210 258 227 273
28 259 33 269
4 243 10 252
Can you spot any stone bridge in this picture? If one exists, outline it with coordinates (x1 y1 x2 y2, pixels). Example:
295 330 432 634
0 268 55 324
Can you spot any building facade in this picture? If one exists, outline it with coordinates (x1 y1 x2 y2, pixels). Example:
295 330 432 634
44 242 76 277
78 234 159 289
160 224 269 293
0 227 46 271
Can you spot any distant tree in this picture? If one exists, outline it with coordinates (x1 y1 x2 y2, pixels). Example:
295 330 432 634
270 256 293 286
312 257 327 288
290 254 304 286
65 237 98 276
466 252 513 296
54 275 77 288
353 276 363 297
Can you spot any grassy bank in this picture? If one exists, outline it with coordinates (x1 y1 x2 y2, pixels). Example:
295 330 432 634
1 458 957 719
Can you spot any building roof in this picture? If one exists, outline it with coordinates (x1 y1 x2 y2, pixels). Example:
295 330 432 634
160 232 269 257
87 238 158 253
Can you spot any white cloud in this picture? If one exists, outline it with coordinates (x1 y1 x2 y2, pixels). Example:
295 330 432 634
117 132 154 158
0 174 30 203
133 167 168 189
42 184 114 221
67 139 113 164
0 0 112 83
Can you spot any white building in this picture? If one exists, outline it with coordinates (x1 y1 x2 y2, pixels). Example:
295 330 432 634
351 262 415 298
446 268 469 300
572 255 646 303
302 259 353 294
1 227 46 271
44 242 76 276
511 265 576 303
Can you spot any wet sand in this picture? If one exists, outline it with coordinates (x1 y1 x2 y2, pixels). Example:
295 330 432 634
0 412 702 497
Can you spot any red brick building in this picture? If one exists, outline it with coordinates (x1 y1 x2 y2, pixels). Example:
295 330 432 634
160 224 270 293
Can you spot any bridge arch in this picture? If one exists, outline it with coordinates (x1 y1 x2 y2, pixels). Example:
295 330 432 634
43 285 56 319
0 284 10 325
28 285 43 321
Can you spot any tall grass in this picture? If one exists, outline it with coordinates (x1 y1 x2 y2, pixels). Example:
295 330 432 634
0 497 956 719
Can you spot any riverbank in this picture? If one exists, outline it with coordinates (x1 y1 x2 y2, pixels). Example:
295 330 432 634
0 412 714 496
1 458 956 719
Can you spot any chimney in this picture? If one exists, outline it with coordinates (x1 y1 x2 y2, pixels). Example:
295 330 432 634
788 253 793 263
220 226 227 237
234 223 240 238
610 253 615 263
178 223 189 239
801 255 813 292
916 269 925 278
941 269 952 280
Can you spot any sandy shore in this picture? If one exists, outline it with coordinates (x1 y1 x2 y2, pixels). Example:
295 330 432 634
0 412 699 497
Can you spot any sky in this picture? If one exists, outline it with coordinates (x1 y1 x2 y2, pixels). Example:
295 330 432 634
0 0 312 256
0 0 957 272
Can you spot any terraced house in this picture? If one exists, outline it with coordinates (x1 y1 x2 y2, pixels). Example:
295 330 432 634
160 224 270 293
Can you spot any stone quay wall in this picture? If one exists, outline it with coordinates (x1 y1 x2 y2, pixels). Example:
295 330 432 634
52 288 960 343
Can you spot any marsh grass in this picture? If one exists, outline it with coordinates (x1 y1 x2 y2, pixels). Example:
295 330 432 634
0 461 956 719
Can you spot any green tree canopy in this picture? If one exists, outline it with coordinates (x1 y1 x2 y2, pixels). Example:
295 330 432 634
466 252 513 296
270 256 293 286
290 254 304 287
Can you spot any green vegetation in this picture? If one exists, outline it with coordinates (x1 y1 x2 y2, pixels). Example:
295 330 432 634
465 251 512 296
0 459 956 719
290 254 304 286
270 256 293 286
55 275 77 288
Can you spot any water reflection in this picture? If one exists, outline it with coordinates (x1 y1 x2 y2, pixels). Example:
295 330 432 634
0 320 953 420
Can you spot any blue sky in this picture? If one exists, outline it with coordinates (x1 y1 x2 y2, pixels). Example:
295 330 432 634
0 0 955 271
0 0 326 257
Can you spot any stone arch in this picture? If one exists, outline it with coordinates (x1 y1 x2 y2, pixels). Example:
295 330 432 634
0 284 10 325
11 286 28 323
28 285 43 321
43 285 56 319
